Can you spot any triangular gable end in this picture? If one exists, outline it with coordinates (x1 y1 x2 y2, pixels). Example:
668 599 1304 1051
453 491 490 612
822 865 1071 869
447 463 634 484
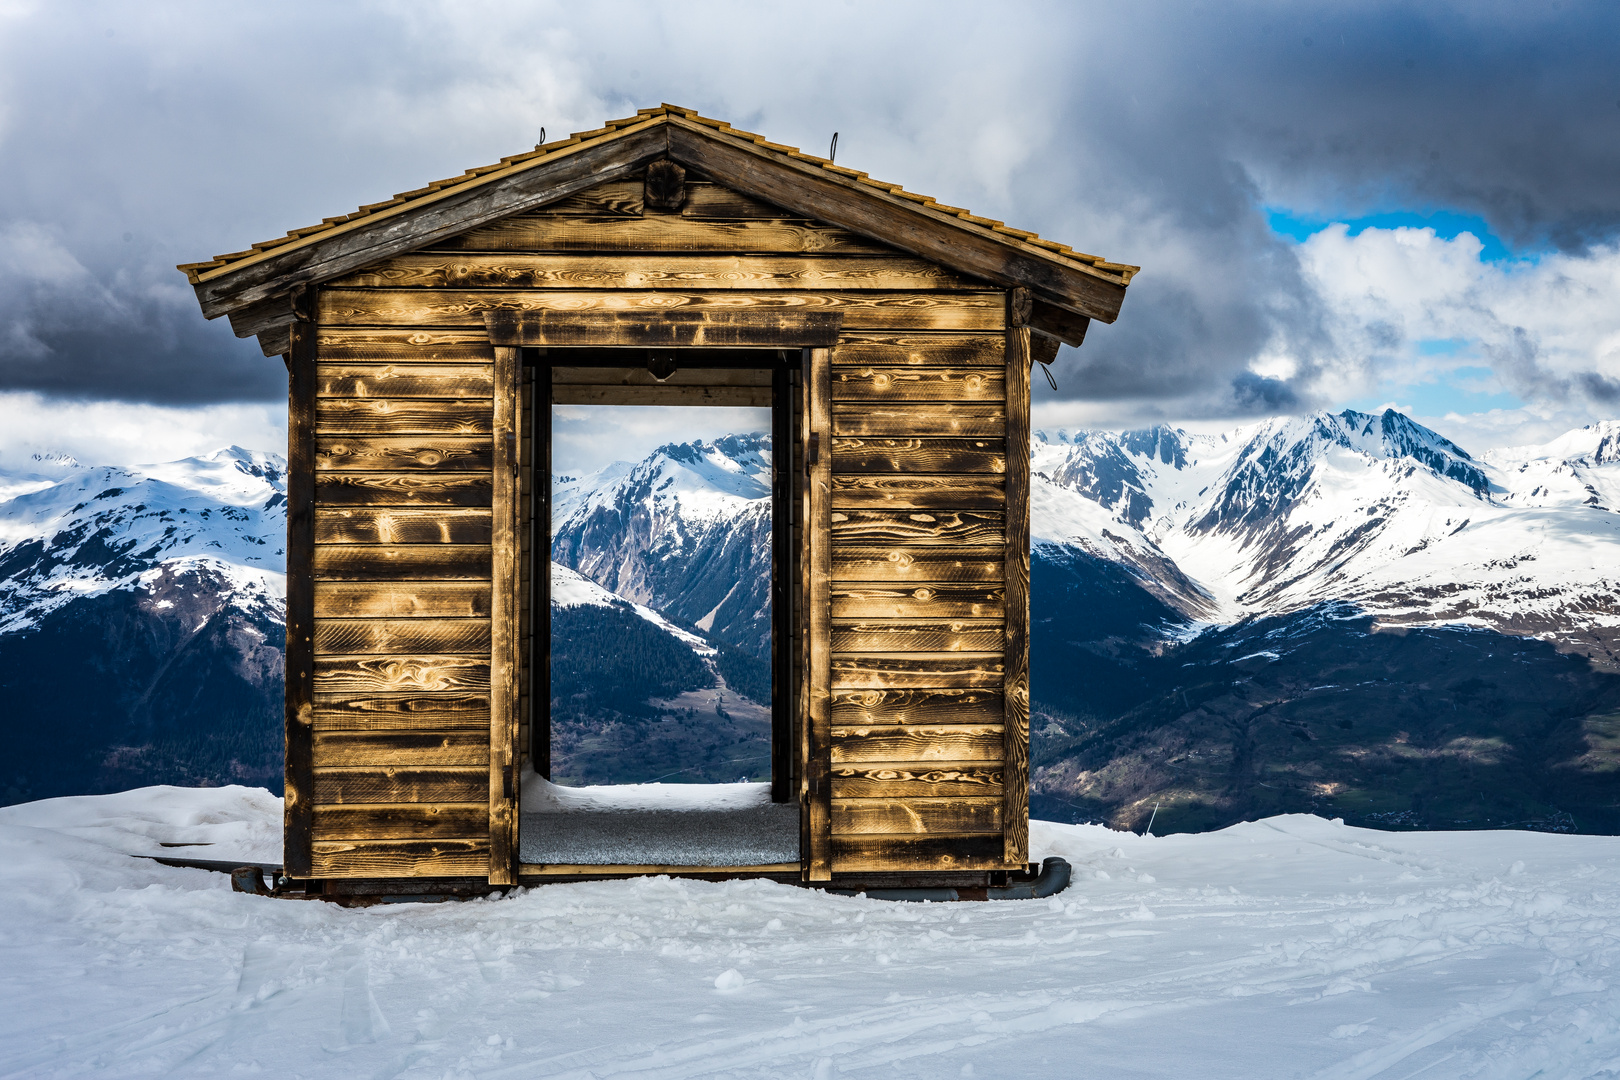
180 106 1137 356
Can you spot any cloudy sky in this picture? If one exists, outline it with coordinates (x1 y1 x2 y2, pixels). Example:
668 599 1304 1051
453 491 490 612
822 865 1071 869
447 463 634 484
1 0 1617 472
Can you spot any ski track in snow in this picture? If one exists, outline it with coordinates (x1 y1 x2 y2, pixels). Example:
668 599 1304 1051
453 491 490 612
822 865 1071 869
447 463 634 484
1 789 1618 1077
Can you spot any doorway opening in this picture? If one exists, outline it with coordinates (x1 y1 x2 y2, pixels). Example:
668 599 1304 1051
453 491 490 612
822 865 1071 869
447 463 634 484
518 348 801 869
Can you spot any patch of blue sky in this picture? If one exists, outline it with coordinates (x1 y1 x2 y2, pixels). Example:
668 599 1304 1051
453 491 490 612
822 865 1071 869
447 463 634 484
1346 367 1523 418
1265 207 1518 262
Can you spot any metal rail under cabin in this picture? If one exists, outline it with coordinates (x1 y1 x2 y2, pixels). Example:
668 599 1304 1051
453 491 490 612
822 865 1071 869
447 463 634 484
177 104 1137 896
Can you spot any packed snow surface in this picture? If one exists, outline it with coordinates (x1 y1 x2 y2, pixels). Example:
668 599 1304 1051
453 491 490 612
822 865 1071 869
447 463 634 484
3 788 1619 1077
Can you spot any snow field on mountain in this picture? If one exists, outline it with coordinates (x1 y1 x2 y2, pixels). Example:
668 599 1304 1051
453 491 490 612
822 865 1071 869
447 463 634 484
2 787 1618 1078
1032 413 1620 648
0 446 286 633
550 562 715 656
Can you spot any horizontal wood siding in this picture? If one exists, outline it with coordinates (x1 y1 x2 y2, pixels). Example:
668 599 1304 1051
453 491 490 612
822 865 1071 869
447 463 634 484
300 170 1018 878
826 322 1014 872
306 302 496 880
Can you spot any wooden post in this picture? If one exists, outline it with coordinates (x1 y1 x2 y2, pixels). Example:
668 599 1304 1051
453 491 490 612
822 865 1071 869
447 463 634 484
771 358 793 803
804 346 833 880
489 345 521 884
283 320 316 879
1003 316 1032 868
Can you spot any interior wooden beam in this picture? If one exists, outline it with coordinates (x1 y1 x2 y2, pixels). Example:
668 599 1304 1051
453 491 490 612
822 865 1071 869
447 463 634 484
485 308 843 348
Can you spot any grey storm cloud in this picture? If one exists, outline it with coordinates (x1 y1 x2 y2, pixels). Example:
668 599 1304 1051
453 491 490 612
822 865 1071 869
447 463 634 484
0 1 1616 413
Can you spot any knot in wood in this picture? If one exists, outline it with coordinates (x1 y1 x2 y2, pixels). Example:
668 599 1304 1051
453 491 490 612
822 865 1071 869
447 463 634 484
644 159 687 210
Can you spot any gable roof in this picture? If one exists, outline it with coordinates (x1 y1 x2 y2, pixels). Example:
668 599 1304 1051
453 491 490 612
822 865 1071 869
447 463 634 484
180 104 1137 350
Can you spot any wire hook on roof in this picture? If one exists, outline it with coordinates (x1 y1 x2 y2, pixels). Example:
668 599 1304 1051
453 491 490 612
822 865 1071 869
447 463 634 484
534 127 546 150
1040 360 1058 392
828 132 838 164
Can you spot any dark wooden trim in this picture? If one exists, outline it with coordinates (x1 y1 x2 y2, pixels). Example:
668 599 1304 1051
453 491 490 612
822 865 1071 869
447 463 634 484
533 351 552 778
483 309 843 349
806 346 834 880
1029 300 1090 347
1030 333 1061 369
771 359 793 803
666 120 1129 323
1003 322 1031 868
284 320 318 878
489 346 519 884
194 122 671 319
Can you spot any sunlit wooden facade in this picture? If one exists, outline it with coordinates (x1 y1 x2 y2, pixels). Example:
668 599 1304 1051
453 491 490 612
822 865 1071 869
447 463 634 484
180 105 1136 890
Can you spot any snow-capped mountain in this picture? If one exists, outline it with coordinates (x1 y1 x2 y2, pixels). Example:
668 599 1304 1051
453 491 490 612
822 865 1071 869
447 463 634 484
551 433 773 658
1032 410 1620 666
0 448 287 804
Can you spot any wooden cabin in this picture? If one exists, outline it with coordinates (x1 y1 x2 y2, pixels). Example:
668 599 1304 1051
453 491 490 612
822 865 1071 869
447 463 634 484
179 105 1136 894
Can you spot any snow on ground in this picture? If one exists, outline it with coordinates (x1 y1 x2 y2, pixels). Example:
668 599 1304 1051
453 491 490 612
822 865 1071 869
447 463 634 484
2 787 1619 1078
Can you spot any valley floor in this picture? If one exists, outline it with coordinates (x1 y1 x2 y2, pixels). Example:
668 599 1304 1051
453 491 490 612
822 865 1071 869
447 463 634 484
1 788 1617 1078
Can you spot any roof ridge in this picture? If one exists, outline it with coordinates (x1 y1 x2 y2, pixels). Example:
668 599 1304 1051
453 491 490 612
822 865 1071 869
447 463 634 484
179 105 1138 287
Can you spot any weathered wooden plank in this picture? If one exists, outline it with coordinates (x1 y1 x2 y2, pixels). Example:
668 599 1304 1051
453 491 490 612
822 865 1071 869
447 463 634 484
666 119 1128 323
831 333 1005 367
317 364 493 399
830 547 1004 583
830 724 1005 763
315 582 491 619
319 289 1003 332
829 688 1004 727
828 832 1009 871
315 436 491 472
312 803 490 841
315 472 492 507
832 404 1005 437
830 764 1003 799
1003 323 1032 867
313 618 491 655
806 345 833 882
829 510 1003 546
831 437 1005 474
489 344 520 884
829 797 1003 836
552 366 773 387
313 544 491 580
490 309 842 349
830 474 1006 510
328 253 978 291
313 655 491 694
314 508 492 545
531 179 643 217
309 838 489 878
830 620 1004 653
1029 299 1091 347
311 767 488 804
551 384 773 407
312 730 490 767
315 327 494 361
832 366 1005 401
284 322 317 878
309 694 490 730
831 654 1005 689
683 181 795 219
315 398 493 435
830 583 1005 619
432 215 897 255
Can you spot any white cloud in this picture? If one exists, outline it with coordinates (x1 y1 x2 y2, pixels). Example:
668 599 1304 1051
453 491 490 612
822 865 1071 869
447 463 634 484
551 405 770 477
0 393 285 470
1296 225 1620 420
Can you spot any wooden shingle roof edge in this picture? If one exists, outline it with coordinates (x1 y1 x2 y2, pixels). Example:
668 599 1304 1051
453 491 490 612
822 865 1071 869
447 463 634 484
178 104 1139 340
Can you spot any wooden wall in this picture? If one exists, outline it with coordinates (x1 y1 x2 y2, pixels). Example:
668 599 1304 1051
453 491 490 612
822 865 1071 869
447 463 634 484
293 168 1026 879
